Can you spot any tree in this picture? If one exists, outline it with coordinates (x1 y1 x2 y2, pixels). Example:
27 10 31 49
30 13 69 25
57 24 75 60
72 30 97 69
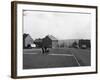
72 41 78 48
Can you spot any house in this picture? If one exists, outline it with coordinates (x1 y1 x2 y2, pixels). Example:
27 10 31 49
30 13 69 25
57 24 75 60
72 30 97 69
42 35 58 48
23 33 34 48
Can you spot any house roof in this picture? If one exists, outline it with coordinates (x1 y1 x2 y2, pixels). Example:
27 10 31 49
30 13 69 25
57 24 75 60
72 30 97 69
46 35 58 40
23 33 29 39
23 33 34 40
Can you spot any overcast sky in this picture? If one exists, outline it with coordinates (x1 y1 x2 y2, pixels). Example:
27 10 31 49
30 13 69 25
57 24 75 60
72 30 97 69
23 10 91 40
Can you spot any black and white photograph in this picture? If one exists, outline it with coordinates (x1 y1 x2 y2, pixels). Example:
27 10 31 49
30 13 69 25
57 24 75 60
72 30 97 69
11 1 97 78
23 10 91 69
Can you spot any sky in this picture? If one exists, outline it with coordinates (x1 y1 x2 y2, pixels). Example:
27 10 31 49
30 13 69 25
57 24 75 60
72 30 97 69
23 10 91 40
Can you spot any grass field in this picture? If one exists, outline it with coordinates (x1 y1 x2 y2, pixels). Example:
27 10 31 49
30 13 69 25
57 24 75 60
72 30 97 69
23 48 90 69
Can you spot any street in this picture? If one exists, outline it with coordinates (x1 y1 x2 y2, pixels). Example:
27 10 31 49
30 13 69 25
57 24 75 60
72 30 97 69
23 48 90 69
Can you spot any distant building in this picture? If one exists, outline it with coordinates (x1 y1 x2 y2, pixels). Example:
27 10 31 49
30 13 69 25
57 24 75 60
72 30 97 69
23 33 34 48
58 39 91 49
58 39 79 48
43 35 58 48
78 39 91 49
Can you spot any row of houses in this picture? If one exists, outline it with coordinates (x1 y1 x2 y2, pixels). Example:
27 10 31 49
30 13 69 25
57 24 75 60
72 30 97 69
58 39 91 49
23 34 58 48
23 33 91 49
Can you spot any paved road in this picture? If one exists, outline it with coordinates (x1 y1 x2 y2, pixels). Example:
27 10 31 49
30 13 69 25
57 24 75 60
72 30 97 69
23 48 90 69
70 48 91 66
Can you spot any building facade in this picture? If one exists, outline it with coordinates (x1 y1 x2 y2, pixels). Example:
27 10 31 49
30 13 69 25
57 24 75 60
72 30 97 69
43 35 58 48
23 33 34 48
